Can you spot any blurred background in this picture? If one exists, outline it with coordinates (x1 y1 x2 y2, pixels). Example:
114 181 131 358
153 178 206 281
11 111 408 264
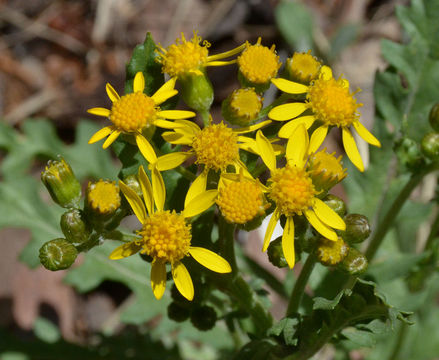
0 0 407 358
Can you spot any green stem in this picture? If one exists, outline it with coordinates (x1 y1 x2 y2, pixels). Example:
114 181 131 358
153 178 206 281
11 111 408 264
218 215 238 273
200 110 210 127
258 93 293 120
104 230 141 243
176 166 197 182
388 323 407 360
286 252 317 317
365 163 439 262
423 210 439 252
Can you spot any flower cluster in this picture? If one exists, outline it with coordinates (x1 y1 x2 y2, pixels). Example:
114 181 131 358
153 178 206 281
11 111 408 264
42 32 379 302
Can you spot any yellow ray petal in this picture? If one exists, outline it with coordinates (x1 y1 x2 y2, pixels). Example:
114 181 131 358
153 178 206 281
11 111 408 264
268 103 307 121
286 124 308 169
263 209 280 252
162 131 193 145
309 125 328 153
172 262 194 301
271 78 308 94
106 83 120 102
156 152 192 171
183 190 218 218
109 241 142 260
207 43 246 61
151 89 178 105
282 216 295 269
233 120 272 134
305 209 338 241
205 60 236 66
87 107 111 117
189 247 231 273
353 121 381 147
174 119 201 134
157 110 196 120
151 166 166 212
151 260 166 300
138 166 154 215
312 198 346 230
256 130 276 172
133 72 145 93
88 126 114 144
135 134 158 164
320 66 333 80
102 129 121 149
184 170 208 207
119 181 147 223
278 115 316 138
342 127 364 172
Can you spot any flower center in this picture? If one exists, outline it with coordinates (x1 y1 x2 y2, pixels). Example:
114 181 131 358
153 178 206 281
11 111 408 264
269 165 316 216
287 50 321 84
156 33 209 78
139 210 191 263
306 77 361 127
228 88 263 125
110 92 156 132
216 179 266 224
87 180 121 215
237 40 281 84
308 150 347 191
192 123 239 171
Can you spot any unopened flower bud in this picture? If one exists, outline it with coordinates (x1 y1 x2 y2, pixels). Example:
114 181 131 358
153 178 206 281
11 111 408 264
429 103 439 131
323 194 347 217
285 50 322 84
123 174 142 198
338 247 368 275
41 157 81 208
308 149 347 192
343 214 371 244
39 238 78 271
394 137 424 170
316 237 349 266
421 132 439 161
267 237 288 268
180 71 214 114
60 209 90 251
167 302 191 323
222 88 263 126
190 305 217 331
86 180 121 218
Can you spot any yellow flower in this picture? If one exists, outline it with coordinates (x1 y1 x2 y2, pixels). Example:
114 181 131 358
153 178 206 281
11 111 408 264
109 166 231 301
86 180 121 216
285 50 322 84
87 72 196 163
269 66 381 171
156 32 246 79
307 149 347 191
255 125 346 268
155 118 271 205
222 88 263 126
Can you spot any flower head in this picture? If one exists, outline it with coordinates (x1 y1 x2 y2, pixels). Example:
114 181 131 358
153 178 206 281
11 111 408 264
222 88 263 126
255 125 346 268
109 166 231 301
87 72 196 163
86 180 121 216
307 149 347 191
286 50 322 84
269 66 381 172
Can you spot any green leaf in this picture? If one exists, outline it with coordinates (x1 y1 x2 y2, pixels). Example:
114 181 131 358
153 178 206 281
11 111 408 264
340 327 376 347
33 317 61 344
268 317 300 346
328 23 361 61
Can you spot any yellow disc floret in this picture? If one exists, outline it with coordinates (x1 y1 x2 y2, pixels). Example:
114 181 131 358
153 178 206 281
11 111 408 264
316 236 349 266
217 179 266 224
307 76 362 127
156 33 209 78
237 38 281 85
87 180 121 215
228 88 263 125
138 210 191 263
192 122 239 171
308 149 347 191
269 165 316 216
110 92 156 132
286 50 322 84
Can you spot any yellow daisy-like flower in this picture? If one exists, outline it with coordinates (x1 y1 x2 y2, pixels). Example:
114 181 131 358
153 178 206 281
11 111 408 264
156 32 246 79
255 125 346 268
269 66 381 171
109 166 231 301
87 72 196 163
155 119 272 206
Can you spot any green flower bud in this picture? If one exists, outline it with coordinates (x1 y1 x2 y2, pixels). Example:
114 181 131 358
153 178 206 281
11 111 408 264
39 238 78 271
60 209 90 250
41 157 81 208
167 302 191 323
338 247 368 275
421 132 439 160
343 214 371 244
267 237 288 268
190 305 217 331
222 88 263 126
180 72 213 114
394 137 424 170
316 237 349 266
323 195 347 217
429 103 439 131
171 284 192 307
